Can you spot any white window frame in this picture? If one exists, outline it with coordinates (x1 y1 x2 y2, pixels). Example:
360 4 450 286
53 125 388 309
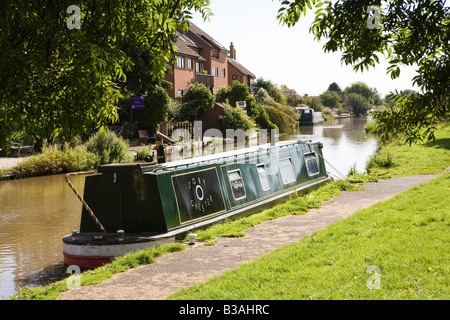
177 56 185 69
256 164 270 192
278 157 296 185
304 152 320 177
227 169 246 200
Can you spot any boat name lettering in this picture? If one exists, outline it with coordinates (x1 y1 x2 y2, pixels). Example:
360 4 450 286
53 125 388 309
188 177 207 189
190 195 213 213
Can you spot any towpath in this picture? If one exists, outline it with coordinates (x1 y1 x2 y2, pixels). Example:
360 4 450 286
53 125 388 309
58 174 442 300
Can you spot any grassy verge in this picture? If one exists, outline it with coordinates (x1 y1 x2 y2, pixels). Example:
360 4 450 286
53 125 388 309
168 172 450 300
9 243 185 300
192 180 362 241
364 122 450 179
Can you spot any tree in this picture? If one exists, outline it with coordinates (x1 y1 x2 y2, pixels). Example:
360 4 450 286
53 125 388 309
277 0 449 143
179 83 215 121
345 82 376 104
135 86 171 134
215 81 258 117
0 0 211 147
306 96 324 112
345 93 371 116
254 77 287 105
320 90 341 109
328 82 342 93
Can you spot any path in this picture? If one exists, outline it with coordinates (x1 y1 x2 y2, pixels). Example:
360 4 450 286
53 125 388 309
57 174 441 300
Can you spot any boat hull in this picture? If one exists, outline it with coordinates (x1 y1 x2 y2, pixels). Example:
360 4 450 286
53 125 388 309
63 234 176 269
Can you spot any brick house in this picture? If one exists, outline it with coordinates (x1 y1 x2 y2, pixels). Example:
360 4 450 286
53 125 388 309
227 42 256 92
165 23 255 98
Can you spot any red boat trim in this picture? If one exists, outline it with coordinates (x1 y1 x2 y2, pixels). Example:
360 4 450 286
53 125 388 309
64 252 115 269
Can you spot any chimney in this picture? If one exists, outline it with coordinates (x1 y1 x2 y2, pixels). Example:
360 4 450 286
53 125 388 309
230 42 236 60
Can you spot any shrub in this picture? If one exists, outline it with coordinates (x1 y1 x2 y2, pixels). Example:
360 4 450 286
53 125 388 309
179 83 215 121
262 105 298 133
215 81 258 118
85 130 134 166
13 144 96 177
219 105 256 131
135 86 171 134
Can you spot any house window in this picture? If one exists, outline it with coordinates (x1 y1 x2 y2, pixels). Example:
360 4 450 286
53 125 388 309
228 169 246 200
177 56 185 69
196 62 200 73
213 67 219 77
304 152 319 176
257 164 270 192
278 158 296 185
187 58 193 70
222 68 226 78
177 90 184 97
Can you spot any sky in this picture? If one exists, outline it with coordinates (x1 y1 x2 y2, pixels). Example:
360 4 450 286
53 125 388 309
191 0 420 97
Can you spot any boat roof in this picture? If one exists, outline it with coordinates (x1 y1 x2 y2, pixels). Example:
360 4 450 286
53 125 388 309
157 140 316 170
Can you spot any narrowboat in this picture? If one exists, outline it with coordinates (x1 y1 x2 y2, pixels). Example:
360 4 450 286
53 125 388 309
63 140 331 269
296 107 324 125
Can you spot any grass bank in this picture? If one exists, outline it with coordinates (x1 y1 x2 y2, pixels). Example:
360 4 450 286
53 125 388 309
10 243 185 300
168 172 450 300
365 122 450 178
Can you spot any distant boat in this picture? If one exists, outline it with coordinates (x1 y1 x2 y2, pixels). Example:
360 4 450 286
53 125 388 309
296 107 324 125
63 140 331 269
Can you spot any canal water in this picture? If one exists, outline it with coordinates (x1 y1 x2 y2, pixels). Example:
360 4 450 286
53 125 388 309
0 116 377 299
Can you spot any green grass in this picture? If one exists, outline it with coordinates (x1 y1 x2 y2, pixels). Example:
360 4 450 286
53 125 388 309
9 243 185 300
365 122 450 178
168 172 450 300
191 179 363 241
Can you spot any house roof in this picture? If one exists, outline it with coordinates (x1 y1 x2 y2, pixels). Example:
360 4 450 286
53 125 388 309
174 32 206 62
228 56 256 78
188 22 229 52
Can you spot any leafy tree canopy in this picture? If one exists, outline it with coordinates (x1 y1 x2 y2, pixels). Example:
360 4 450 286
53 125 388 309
277 0 449 143
0 0 211 147
320 90 341 109
179 83 215 121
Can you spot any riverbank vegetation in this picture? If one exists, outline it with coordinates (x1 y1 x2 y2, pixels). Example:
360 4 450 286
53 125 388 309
2 130 135 178
364 121 450 179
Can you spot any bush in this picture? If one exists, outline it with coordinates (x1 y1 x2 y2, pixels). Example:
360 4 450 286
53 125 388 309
215 81 258 118
135 86 171 134
179 83 215 121
262 105 298 133
219 105 256 131
85 130 134 166
13 144 96 177
345 92 371 116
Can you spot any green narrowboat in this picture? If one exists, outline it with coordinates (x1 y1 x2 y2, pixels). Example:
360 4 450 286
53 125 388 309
63 140 331 268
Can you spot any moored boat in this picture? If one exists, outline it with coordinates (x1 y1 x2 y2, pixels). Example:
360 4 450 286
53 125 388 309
296 107 324 125
63 140 331 269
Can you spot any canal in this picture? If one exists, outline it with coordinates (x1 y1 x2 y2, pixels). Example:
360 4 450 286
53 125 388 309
0 116 377 299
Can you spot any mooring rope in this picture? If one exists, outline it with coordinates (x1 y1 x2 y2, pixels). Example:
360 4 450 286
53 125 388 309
306 143 348 180
65 171 107 234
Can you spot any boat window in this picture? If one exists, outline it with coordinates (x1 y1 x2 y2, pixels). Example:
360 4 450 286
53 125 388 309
304 153 319 176
228 169 246 200
256 164 270 191
278 158 296 185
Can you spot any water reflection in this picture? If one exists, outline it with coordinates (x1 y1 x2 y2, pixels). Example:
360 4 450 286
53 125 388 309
280 117 378 178
0 174 85 299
